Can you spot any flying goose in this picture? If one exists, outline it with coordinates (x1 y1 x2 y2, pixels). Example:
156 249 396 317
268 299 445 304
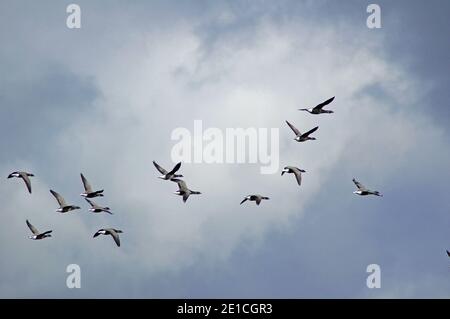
7 171 34 194
93 228 122 247
286 121 319 142
153 161 183 180
299 96 335 114
352 178 383 197
446 250 450 258
85 198 112 214
171 179 201 203
281 166 306 186
50 189 81 213
80 173 104 198
240 195 270 206
26 219 52 240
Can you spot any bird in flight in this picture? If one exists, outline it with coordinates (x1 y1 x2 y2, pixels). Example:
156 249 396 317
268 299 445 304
171 179 201 203
286 121 319 142
153 161 183 181
352 178 382 197
240 195 270 206
80 173 104 198
93 228 123 247
50 190 81 213
7 171 34 194
281 166 306 186
85 198 112 215
26 219 52 240
299 96 335 114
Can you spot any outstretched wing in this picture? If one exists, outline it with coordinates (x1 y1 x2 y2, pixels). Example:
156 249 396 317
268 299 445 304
240 198 248 205
352 178 367 191
286 121 301 136
313 96 335 111
173 179 188 192
168 162 182 175
303 126 319 137
108 229 121 247
84 198 95 208
26 219 39 235
80 173 93 193
255 197 262 205
291 168 302 186
19 172 32 194
153 161 168 175
50 190 67 207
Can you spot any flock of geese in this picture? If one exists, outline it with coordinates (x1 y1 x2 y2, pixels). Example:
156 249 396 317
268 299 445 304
8 96 385 248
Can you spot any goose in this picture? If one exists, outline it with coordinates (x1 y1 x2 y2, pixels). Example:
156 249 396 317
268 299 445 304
286 121 318 142
85 198 112 215
171 179 201 203
80 173 104 198
7 171 34 194
281 166 306 186
299 96 335 114
352 178 382 197
93 228 122 247
50 189 81 213
240 195 270 206
153 161 183 180
447 250 450 258
26 219 52 240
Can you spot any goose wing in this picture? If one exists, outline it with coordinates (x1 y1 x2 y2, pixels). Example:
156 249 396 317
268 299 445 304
26 219 39 235
286 121 301 136
168 162 182 175
290 167 302 186
84 198 96 208
80 173 93 193
303 126 319 137
19 172 32 194
255 196 262 205
352 178 368 191
107 229 121 247
313 96 335 111
173 179 188 192
50 190 67 207
153 161 168 175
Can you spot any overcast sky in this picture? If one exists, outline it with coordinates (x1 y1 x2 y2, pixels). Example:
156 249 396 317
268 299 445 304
0 0 449 298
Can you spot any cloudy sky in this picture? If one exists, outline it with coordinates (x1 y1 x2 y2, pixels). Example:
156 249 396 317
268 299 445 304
0 0 449 298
